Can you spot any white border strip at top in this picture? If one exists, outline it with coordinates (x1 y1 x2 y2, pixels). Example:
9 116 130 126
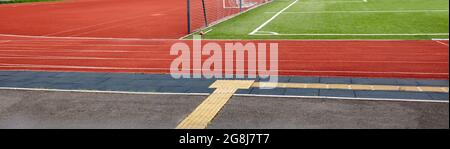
0 87 447 103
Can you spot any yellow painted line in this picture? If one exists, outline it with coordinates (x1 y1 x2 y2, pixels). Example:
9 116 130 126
253 82 449 93
176 80 254 129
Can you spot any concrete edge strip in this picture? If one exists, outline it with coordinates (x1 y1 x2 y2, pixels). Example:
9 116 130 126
0 85 447 103
253 82 449 93
234 94 449 103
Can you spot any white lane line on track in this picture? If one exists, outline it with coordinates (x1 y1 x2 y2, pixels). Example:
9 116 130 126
0 87 446 103
0 40 11 44
249 0 298 35
0 54 447 64
0 63 448 76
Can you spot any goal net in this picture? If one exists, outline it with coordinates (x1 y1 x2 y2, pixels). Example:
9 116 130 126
187 0 272 33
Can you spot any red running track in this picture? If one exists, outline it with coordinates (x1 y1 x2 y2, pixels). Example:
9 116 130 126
0 0 187 39
0 0 448 79
0 35 448 79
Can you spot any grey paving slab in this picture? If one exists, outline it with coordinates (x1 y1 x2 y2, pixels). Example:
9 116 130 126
97 78 134 86
187 88 214 93
355 91 432 100
426 93 449 101
154 80 187 87
416 80 449 87
320 77 352 84
181 80 215 87
285 88 319 96
258 76 290 82
236 89 253 94
29 72 61 78
1 76 36 82
351 78 400 85
104 73 156 80
127 79 161 87
251 88 286 95
158 87 191 93
0 80 31 88
288 77 320 83
50 72 102 78
0 71 19 76
396 79 419 86
319 89 355 98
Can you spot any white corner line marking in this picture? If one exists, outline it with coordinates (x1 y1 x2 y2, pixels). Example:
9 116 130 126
249 0 298 35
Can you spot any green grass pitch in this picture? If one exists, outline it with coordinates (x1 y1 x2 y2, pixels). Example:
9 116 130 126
187 0 449 40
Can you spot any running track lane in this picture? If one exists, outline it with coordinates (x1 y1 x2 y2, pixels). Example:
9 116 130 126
0 36 448 79
0 0 187 39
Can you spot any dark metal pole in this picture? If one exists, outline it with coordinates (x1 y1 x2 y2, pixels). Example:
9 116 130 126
201 0 208 27
187 0 191 33
240 0 243 12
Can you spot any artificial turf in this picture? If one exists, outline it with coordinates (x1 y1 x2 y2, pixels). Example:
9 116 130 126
187 0 449 40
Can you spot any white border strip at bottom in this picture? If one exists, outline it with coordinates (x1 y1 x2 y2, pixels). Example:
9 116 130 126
0 87 447 103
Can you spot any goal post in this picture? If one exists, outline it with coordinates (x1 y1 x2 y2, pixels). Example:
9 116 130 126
187 0 273 34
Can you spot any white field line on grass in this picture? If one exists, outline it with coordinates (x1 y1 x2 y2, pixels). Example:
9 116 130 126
251 33 450 36
0 87 447 103
432 38 449 40
297 0 367 3
0 63 448 76
265 9 449 14
203 29 214 35
249 0 298 35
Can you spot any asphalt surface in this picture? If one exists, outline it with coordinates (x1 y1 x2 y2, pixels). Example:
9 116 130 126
0 90 204 129
209 96 449 129
0 89 447 129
